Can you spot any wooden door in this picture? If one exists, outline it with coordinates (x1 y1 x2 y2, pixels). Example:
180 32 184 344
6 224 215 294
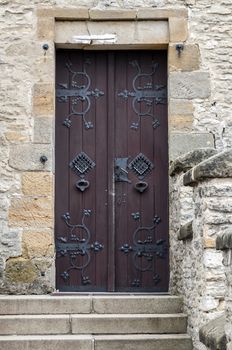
55 50 168 292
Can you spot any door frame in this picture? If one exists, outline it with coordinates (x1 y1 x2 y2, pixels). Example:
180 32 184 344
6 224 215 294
36 6 189 292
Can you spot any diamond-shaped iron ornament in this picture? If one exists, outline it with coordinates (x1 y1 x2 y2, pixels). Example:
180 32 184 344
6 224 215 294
69 152 95 178
128 153 154 179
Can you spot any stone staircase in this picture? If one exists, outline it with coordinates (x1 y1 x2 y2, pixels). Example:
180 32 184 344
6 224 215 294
0 295 192 350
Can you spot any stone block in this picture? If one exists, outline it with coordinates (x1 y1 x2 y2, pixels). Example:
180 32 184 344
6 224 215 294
169 72 211 99
94 334 192 350
169 44 200 72
0 335 92 350
169 18 188 42
204 237 216 248
34 117 53 144
170 148 217 176
92 296 183 314
55 21 169 48
89 9 137 20
199 315 227 350
0 315 70 335
22 230 54 259
5 258 38 283
33 84 54 116
37 17 55 40
184 149 232 186
169 132 214 161
169 115 193 131
9 144 52 171
137 8 188 19
216 229 232 250
178 221 193 240
0 296 92 315
22 172 53 196
199 296 219 312
9 196 53 228
169 99 194 116
37 7 89 20
71 314 187 334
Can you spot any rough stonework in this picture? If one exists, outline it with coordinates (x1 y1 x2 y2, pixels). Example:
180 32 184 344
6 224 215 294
199 315 227 350
170 150 232 349
216 230 232 348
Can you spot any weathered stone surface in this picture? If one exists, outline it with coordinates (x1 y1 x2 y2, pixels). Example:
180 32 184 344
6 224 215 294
169 18 188 42
216 229 232 250
169 72 211 99
89 9 137 20
71 314 187 334
37 7 89 20
137 8 188 19
34 117 53 144
184 149 232 186
37 17 55 40
55 21 169 48
22 230 54 259
33 84 54 116
169 133 214 161
169 115 193 131
22 172 53 196
204 237 216 248
199 315 227 350
169 44 200 72
199 296 219 312
9 144 52 171
5 258 38 284
169 100 194 116
170 148 217 176
178 221 193 240
9 196 53 229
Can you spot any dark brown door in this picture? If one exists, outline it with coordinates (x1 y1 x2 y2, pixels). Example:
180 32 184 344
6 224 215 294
55 50 168 292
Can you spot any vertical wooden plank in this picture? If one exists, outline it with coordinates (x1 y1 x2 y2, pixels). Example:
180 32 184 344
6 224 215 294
94 51 108 290
55 50 72 291
107 52 116 291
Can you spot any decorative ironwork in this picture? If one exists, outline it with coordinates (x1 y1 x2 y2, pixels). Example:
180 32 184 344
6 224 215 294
118 60 166 130
56 59 104 129
120 213 167 287
56 209 103 286
70 152 95 178
128 153 154 180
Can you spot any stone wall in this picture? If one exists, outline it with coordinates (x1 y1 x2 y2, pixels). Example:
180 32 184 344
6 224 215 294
0 0 232 296
170 150 232 349
216 231 232 349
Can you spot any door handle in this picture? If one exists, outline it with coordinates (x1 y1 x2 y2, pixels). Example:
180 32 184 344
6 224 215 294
114 158 131 183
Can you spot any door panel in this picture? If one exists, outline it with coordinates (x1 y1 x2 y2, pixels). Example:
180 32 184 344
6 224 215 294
55 50 168 292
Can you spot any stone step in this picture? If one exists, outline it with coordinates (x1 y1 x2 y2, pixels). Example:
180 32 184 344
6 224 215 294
0 295 183 315
0 313 187 335
72 314 188 334
0 334 193 350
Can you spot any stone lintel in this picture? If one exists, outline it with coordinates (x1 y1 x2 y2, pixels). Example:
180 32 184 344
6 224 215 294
199 315 227 350
55 21 169 48
37 7 187 21
184 149 232 186
178 221 193 241
216 229 232 250
170 148 217 176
